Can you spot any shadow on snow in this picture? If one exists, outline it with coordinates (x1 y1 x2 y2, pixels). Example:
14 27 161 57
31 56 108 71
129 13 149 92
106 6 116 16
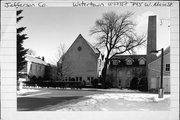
17 96 87 111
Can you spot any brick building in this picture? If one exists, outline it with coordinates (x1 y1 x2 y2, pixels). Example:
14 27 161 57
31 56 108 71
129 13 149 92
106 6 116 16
108 55 146 88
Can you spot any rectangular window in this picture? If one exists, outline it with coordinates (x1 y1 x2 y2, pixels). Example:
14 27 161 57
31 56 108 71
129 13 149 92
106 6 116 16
76 77 78 81
79 77 82 81
165 64 170 71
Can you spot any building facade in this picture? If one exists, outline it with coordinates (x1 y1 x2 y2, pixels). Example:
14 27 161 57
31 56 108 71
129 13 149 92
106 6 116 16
57 34 103 86
108 55 146 88
19 55 47 82
146 15 170 93
148 47 170 93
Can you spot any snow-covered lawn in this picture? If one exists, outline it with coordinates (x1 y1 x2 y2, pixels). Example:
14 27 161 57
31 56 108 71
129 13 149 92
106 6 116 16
87 93 170 102
57 93 170 111
17 88 40 95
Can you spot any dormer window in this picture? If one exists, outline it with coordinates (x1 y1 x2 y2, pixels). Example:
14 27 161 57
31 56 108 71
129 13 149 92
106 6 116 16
138 57 146 65
112 60 119 65
125 57 134 65
126 60 132 65
139 59 145 65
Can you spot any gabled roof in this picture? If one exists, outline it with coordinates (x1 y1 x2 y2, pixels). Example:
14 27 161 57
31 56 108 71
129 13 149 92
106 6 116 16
148 46 170 64
25 55 47 65
78 34 100 56
148 46 170 65
125 57 134 62
157 46 170 59
138 57 146 61
62 34 100 60
85 39 100 55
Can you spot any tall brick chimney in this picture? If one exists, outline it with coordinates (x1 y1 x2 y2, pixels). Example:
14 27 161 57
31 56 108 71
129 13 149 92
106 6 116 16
146 16 157 90
146 15 157 65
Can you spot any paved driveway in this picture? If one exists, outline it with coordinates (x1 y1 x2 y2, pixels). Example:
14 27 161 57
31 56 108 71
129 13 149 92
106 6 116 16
17 88 107 111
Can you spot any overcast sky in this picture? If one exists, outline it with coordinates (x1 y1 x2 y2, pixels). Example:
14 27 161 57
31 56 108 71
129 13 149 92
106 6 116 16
19 7 170 65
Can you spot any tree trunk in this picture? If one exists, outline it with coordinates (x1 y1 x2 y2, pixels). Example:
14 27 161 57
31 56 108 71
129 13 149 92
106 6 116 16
101 58 109 88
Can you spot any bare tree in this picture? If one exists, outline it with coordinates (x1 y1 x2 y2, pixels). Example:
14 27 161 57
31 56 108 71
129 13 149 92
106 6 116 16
57 43 66 60
48 43 66 65
90 11 146 88
56 43 73 80
60 60 73 80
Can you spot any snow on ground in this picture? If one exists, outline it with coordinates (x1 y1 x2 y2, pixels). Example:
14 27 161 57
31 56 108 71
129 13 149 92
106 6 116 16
57 93 170 111
17 88 170 111
87 93 170 102
17 88 40 95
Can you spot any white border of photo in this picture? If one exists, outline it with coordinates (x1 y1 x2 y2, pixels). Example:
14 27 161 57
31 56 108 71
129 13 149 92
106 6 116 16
0 1 179 120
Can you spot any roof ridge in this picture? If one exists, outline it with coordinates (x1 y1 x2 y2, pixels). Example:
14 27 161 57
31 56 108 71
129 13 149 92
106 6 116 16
77 34 100 54
61 34 100 61
85 39 100 54
26 55 47 65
